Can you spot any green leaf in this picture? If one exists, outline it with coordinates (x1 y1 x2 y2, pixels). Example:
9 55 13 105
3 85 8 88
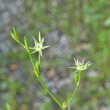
24 36 30 48
13 27 19 40
10 32 15 40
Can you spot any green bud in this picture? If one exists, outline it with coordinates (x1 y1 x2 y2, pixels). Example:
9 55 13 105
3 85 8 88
75 73 80 86
10 27 19 41
35 61 40 74
13 27 19 41
24 36 30 49
10 32 16 40
62 101 67 109
84 62 89 69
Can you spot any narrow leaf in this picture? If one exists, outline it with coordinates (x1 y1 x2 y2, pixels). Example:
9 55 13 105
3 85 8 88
13 27 19 40
24 36 29 48
10 32 15 40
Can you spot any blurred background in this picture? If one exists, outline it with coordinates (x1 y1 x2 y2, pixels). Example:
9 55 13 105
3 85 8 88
0 0 110 110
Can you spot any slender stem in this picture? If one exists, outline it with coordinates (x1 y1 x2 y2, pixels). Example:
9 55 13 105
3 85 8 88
63 108 66 110
79 71 81 83
39 75 62 109
27 51 39 78
18 41 25 48
68 103 70 110
39 52 41 66
67 85 79 105
67 71 81 105
27 51 62 109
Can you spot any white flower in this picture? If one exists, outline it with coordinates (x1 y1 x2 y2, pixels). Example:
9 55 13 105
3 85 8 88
68 58 91 71
30 32 49 56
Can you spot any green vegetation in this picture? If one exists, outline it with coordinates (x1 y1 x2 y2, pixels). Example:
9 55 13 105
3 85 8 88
0 0 110 110
10 28 91 109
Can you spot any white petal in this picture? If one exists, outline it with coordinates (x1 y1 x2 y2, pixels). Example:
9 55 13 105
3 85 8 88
82 59 85 65
39 32 42 43
33 36 38 45
42 45 49 49
29 47 35 49
42 37 44 43
68 67 76 69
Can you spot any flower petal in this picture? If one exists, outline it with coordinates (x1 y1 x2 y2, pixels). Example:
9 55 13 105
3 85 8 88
31 50 38 54
29 47 35 49
39 31 42 43
42 46 49 50
33 36 38 44
82 59 85 65
42 37 44 43
68 67 76 69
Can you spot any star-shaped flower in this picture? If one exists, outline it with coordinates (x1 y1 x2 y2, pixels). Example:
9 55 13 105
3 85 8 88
30 32 49 56
68 58 91 71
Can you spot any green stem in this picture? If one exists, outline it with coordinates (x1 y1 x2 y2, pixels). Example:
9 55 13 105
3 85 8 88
67 85 79 105
39 52 41 66
67 71 81 105
63 108 66 110
18 41 25 48
39 75 62 108
68 103 70 110
28 51 39 78
27 51 62 109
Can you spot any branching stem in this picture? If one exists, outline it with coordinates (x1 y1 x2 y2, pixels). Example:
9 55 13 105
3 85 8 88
27 51 62 109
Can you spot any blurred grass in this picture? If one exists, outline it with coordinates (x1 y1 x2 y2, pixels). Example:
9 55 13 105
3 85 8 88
0 0 110 110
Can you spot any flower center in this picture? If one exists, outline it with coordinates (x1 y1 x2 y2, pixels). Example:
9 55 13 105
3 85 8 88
77 63 84 70
37 45 40 48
